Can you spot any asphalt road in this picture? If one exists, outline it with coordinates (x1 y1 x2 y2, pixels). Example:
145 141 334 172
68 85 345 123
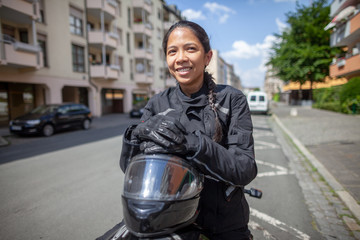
0 114 335 239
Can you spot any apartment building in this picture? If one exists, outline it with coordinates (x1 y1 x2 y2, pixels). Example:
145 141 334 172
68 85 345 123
207 49 242 90
327 0 360 79
0 0 182 126
264 65 284 100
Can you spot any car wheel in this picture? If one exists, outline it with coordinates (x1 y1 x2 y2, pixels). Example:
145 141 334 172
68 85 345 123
42 124 54 137
82 119 91 130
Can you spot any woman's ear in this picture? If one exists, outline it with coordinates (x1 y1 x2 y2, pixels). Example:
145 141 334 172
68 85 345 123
205 50 213 66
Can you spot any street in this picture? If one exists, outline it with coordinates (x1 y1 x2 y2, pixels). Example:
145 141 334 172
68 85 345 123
0 114 355 239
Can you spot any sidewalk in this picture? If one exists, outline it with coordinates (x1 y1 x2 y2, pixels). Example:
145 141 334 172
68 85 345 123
271 102 360 222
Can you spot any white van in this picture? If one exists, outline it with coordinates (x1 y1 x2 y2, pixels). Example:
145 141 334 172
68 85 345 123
247 91 269 114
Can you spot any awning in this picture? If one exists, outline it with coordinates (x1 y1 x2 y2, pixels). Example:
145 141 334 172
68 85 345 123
324 6 356 30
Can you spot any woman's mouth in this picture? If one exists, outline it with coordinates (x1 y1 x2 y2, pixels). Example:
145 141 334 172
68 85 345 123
177 67 192 74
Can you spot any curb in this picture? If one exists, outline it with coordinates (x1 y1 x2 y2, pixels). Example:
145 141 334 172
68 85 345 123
272 114 360 222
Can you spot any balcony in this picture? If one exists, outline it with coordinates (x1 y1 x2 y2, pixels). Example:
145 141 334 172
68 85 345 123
88 31 118 50
133 22 153 37
330 12 360 47
134 47 153 60
132 0 152 14
134 72 154 84
330 54 360 78
1 36 43 69
90 64 120 80
0 0 40 23
86 0 117 21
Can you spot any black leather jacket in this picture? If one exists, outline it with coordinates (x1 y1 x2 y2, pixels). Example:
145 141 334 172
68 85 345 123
120 83 257 234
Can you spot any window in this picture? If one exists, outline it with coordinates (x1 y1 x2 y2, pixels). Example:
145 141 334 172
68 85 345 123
38 34 48 67
117 28 123 45
69 6 83 36
72 44 85 72
130 59 133 80
2 24 15 41
127 32 130 53
250 96 256 102
19 29 28 43
39 0 45 23
128 8 131 28
259 96 265 102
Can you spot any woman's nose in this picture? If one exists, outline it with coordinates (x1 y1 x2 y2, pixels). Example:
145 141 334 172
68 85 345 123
176 50 188 63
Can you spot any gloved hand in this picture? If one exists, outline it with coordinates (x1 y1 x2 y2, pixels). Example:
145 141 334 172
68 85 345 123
133 114 199 155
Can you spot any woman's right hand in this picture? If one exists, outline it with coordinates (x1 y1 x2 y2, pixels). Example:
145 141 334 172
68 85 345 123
133 114 199 155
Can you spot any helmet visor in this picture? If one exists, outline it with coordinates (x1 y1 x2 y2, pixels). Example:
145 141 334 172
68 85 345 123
123 154 203 201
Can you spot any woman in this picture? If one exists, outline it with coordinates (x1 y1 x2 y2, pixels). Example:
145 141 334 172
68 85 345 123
120 20 257 240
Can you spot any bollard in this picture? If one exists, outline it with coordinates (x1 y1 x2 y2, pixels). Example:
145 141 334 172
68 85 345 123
290 108 298 117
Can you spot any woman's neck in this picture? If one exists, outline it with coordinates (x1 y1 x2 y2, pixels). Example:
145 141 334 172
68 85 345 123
179 81 204 97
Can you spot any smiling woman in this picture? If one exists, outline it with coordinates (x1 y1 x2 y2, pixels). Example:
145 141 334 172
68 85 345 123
164 27 212 96
120 20 257 240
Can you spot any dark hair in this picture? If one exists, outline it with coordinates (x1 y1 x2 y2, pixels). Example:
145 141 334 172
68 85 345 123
162 20 223 143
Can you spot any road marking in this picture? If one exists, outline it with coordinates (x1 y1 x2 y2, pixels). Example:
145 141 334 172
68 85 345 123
249 220 277 239
250 208 310 240
256 159 294 178
255 140 280 150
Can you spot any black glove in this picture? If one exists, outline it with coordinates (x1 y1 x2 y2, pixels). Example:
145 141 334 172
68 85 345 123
133 115 199 155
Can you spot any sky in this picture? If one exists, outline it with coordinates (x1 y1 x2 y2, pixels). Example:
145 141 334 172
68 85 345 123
165 0 313 89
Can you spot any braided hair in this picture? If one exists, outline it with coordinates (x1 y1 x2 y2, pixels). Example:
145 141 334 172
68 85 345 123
162 20 223 143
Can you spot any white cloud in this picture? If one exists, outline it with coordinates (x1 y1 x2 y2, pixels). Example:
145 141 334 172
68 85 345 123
203 2 235 24
221 34 279 88
275 17 288 33
204 2 236 14
182 9 206 21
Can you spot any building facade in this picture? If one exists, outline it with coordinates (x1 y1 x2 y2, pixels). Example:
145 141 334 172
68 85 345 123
263 65 284 101
207 49 242 90
328 0 360 79
0 0 182 126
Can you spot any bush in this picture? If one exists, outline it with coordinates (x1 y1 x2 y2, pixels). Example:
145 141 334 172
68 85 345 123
339 77 360 104
312 77 360 115
339 77 360 114
341 95 360 114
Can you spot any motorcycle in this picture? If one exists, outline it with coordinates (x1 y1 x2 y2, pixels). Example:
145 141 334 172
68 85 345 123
97 154 262 240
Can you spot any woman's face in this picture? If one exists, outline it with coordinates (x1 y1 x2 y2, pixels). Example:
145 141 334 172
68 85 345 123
166 27 212 95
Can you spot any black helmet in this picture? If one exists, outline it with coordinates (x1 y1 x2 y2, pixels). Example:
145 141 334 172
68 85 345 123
122 154 204 238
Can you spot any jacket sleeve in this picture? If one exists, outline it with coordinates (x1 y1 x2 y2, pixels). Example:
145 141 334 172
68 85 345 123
188 94 257 186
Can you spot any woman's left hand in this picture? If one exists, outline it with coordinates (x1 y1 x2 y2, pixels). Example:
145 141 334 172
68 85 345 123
133 114 198 155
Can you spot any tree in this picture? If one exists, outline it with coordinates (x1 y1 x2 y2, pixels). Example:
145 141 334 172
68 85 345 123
267 0 341 100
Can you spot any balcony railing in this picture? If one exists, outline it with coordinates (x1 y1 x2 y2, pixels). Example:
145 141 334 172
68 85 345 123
134 72 154 84
86 0 117 19
133 23 153 37
90 64 119 80
1 0 40 22
134 47 153 60
133 0 152 14
1 34 43 69
330 12 360 47
330 54 360 77
88 31 118 49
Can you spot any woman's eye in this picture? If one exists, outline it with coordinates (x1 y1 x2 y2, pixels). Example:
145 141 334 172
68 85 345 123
167 50 176 55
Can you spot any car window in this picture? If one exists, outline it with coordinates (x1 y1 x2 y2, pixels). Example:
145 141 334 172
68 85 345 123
69 105 81 113
259 96 265 102
58 106 70 114
250 96 256 102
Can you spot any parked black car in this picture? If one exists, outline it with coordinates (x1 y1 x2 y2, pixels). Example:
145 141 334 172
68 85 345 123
9 103 92 137
129 101 148 118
